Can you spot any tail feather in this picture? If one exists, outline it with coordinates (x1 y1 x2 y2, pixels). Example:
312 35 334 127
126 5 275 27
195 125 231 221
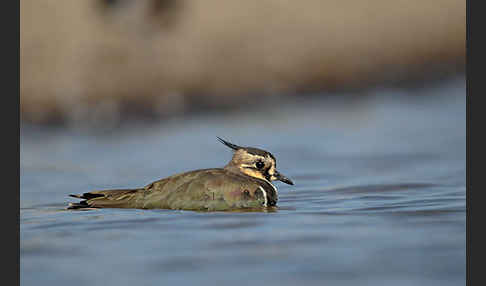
67 189 142 210
67 201 98 210
69 193 105 200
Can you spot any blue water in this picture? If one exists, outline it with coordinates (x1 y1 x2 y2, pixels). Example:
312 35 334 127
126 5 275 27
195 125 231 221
20 78 466 286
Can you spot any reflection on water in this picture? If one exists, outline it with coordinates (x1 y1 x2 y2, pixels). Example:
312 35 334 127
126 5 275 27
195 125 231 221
20 79 465 286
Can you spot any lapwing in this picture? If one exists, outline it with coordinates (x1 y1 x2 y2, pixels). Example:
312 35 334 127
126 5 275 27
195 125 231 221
68 137 293 211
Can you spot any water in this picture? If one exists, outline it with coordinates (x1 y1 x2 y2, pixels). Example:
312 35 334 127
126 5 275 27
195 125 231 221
20 79 466 286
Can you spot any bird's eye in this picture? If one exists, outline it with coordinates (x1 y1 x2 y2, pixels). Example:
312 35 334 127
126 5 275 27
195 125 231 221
255 161 265 169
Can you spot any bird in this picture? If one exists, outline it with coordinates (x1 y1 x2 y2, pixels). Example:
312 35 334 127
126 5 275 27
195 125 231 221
67 137 294 211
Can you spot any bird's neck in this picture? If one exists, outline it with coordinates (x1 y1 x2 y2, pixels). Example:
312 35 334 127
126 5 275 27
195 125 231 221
224 164 277 192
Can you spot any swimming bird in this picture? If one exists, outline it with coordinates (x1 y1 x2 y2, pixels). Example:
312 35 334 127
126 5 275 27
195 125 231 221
68 137 294 211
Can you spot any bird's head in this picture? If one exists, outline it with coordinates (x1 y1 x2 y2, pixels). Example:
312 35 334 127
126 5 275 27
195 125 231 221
218 137 294 185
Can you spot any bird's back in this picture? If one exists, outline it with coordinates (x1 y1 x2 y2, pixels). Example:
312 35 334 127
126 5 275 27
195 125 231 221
69 168 276 211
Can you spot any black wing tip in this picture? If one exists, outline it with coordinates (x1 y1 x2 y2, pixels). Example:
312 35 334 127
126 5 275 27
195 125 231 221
69 192 105 200
67 192 105 210
67 201 89 210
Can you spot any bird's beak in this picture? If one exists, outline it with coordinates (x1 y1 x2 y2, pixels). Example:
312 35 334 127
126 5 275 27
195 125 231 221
274 171 294 185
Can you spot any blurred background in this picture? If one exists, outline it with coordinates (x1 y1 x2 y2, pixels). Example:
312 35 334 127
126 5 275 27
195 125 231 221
21 0 464 126
20 1 465 286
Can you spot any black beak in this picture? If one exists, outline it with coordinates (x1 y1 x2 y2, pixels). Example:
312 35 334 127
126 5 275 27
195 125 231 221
274 171 294 185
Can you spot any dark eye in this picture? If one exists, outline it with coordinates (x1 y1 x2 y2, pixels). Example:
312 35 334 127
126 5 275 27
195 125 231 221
255 161 265 169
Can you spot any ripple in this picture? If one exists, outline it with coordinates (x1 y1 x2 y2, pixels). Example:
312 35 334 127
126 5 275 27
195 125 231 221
326 183 439 194
20 85 466 286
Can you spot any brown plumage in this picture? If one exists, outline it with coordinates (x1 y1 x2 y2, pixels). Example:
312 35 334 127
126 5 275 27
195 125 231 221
68 138 293 211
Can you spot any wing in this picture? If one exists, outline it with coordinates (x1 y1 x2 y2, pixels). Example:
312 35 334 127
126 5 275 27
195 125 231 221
141 169 273 211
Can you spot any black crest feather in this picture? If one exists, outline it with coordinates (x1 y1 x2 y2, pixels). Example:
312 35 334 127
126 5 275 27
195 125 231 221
217 137 243 151
217 137 275 160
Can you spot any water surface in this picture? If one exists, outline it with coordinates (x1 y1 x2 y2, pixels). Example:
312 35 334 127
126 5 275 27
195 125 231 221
20 79 466 286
